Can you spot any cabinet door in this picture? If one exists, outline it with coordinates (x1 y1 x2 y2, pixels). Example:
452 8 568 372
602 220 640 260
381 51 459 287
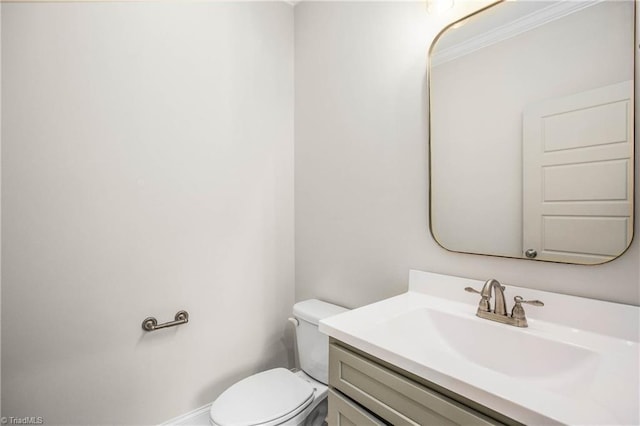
327 389 386 426
329 343 501 426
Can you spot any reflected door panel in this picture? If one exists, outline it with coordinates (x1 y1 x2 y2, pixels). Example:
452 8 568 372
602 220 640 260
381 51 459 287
522 81 633 263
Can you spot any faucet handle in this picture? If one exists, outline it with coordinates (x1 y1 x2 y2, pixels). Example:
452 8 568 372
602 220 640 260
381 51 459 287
465 285 506 293
464 287 490 312
511 296 544 324
514 296 544 307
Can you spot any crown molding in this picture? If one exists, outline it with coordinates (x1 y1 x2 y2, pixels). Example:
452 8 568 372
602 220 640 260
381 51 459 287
431 0 603 67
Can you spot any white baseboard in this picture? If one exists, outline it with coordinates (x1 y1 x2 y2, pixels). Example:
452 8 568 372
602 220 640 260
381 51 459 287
160 403 212 426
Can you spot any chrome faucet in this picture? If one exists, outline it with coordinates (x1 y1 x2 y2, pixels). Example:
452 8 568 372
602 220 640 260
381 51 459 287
465 279 543 327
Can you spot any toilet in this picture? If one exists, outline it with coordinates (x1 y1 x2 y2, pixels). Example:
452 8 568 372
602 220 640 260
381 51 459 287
209 299 348 426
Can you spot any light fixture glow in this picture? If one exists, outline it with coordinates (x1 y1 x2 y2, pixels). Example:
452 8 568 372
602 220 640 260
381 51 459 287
427 0 454 15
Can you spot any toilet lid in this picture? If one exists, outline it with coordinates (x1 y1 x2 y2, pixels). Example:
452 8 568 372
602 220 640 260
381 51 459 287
210 368 314 426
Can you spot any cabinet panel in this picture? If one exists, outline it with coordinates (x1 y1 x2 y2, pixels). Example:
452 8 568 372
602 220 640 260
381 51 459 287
329 343 500 426
327 389 386 426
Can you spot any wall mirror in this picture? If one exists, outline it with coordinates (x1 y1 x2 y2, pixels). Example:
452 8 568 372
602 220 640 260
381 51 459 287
429 0 635 265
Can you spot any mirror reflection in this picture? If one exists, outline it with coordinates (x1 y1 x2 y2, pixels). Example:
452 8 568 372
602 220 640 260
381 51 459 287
429 0 635 265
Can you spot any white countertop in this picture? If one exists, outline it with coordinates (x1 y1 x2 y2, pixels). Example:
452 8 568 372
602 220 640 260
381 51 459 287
319 270 640 425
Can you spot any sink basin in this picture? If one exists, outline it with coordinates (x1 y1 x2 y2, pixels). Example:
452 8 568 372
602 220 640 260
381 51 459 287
381 308 598 380
319 270 640 425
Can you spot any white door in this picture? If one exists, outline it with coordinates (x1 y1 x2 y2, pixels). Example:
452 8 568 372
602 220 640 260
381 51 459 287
522 80 633 264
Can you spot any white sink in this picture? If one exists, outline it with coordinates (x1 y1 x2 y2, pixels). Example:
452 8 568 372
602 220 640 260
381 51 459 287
382 308 598 380
320 270 640 425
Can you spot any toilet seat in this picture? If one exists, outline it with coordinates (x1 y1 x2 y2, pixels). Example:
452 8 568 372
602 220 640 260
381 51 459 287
209 368 315 426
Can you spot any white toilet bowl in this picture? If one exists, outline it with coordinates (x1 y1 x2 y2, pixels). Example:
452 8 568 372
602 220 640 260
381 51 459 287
209 368 327 426
208 299 347 426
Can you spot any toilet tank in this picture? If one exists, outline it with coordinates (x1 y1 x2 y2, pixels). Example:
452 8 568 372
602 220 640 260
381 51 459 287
293 299 348 384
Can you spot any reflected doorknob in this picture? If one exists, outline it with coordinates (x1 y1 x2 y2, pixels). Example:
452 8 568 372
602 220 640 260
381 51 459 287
525 249 537 258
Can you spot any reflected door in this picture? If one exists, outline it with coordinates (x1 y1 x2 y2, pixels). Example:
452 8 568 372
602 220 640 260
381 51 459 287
522 80 634 263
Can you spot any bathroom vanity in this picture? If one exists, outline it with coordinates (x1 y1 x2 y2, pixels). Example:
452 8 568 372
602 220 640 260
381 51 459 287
319 271 640 425
327 339 515 425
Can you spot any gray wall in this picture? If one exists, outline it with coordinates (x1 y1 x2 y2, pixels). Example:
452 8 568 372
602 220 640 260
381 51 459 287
2 3 294 424
294 1 639 308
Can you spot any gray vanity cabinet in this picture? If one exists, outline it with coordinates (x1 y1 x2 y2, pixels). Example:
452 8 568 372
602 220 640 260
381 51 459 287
327 340 519 426
327 389 386 426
